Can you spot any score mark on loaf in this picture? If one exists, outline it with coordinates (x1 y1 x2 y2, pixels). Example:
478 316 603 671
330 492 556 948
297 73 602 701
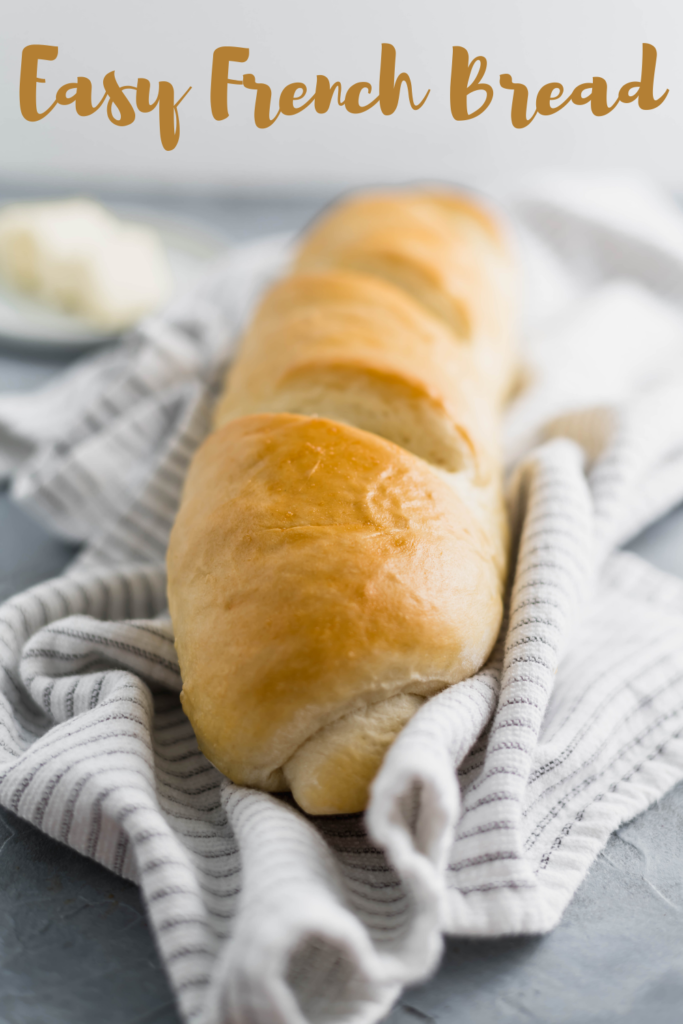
167 189 516 815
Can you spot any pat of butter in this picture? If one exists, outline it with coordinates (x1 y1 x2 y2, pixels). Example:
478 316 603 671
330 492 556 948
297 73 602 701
0 199 172 330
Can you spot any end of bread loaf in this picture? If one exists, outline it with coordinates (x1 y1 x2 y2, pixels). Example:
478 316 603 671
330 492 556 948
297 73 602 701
168 413 505 806
283 693 425 815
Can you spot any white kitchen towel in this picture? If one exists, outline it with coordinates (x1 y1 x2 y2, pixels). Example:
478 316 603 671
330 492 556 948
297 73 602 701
2 176 683 1024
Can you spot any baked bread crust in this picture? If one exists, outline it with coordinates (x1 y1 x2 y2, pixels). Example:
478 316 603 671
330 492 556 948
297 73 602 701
168 414 505 811
167 188 516 814
295 190 516 397
214 269 493 478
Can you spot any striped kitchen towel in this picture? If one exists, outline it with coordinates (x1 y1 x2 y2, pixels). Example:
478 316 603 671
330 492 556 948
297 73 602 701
2 175 683 1024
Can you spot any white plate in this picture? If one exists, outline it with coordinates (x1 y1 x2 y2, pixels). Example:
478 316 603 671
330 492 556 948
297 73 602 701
0 202 230 351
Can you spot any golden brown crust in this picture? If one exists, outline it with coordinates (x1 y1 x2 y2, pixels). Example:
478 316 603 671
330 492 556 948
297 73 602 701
214 269 495 478
295 190 516 397
168 414 505 794
283 693 426 815
167 187 516 814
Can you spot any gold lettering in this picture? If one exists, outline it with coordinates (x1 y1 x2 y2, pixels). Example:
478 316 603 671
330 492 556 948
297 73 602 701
536 82 571 116
279 82 315 116
136 78 160 112
450 47 493 120
19 44 194 149
343 81 379 113
161 84 191 150
55 82 78 105
55 78 106 116
243 73 279 128
619 43 668 109
136 79 191 151
590 78 618 116
500 73 536 128
103 71 136 126
210 46 250 120
75 78 106 116
569 79 618 115
571 83 592 106
19 44 59 121
314 76 344 113
378 43 429 114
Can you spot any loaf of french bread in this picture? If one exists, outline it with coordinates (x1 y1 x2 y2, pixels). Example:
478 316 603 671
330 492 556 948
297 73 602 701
167 189 516 814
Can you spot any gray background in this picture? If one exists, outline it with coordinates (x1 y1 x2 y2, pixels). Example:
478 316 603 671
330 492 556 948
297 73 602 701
1 197 683 1024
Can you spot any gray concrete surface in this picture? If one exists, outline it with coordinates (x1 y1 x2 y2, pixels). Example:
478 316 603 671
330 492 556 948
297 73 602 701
1 196 683 1024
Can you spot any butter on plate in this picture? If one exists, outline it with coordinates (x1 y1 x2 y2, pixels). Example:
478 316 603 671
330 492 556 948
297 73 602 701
0 199 172 331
